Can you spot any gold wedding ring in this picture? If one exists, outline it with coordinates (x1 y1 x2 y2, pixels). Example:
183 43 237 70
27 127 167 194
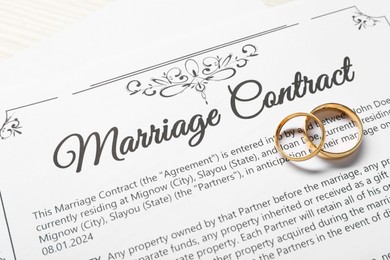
275 112 326 161
305 103 363 159
275 103 363 161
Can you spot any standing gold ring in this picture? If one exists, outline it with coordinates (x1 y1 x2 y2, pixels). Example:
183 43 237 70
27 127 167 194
275 112 326 161
305 103 363 159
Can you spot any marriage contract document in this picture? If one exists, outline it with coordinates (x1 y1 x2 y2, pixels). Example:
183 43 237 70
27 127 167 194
1 0 390 259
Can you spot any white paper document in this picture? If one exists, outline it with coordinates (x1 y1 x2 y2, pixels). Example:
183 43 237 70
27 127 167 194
1 0 390 259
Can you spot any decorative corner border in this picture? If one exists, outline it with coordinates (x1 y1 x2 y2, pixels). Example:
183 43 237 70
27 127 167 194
0 112 22 140
0 96 58 141
126 44 258 104
311 6 390 30
352 10 382 30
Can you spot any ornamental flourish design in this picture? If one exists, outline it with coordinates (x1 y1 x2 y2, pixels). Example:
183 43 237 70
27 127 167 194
353 12 380 30
0 113 22 140
126 44 258 104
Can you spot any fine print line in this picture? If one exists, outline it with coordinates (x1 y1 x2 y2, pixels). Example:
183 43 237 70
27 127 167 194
311 6 356 20
0 191 17 260
7 97 59 112
73 23 300 95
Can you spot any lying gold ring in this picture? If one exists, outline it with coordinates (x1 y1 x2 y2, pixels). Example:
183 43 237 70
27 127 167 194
275 112 326 161
305 103 363 159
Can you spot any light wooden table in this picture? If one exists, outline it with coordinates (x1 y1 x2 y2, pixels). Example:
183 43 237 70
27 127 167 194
0 0 112 61
0 0 291 61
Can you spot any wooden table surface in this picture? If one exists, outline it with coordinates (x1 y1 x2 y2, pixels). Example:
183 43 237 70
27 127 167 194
0 0 291 61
